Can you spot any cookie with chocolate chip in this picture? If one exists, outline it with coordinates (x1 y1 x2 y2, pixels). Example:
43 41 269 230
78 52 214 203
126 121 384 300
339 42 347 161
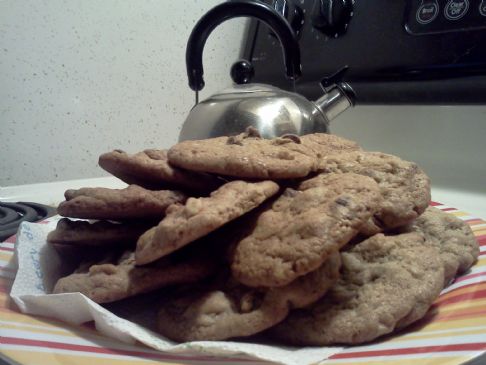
167 129 360 180
231 173 381 287
99 149 222 193
135 180 279 265
270 232 444 345
157 252 341 341
53 244 218 303
57 185 187 220
300 151 431 234
399 206 479 286
47 218 152 248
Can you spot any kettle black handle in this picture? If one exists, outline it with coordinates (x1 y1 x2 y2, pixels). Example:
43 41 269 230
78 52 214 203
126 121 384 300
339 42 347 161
186 0 302 91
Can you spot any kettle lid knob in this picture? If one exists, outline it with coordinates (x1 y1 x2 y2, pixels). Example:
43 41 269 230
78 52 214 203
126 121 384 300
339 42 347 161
186 0 302 92
230 59 255 85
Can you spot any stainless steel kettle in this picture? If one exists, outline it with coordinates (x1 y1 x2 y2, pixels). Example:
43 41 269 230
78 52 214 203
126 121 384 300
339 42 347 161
179 0 355 142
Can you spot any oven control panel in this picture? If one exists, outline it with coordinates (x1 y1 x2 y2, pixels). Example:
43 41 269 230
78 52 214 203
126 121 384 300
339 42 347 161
406 0 486 34
243 0 486 104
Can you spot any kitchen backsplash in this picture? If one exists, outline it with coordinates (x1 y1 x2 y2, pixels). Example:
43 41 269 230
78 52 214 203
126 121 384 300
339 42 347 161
1 0 246 186
331 105 486 194
1 1 485 192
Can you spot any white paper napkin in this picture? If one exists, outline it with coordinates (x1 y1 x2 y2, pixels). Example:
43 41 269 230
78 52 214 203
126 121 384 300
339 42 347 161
10 219 344 365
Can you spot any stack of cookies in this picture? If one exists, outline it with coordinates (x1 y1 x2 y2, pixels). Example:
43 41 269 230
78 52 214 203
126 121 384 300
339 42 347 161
49 128 479 346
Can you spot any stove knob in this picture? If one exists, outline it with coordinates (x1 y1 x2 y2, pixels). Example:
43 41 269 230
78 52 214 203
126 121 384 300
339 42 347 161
312 0 353 37
271 0 304 35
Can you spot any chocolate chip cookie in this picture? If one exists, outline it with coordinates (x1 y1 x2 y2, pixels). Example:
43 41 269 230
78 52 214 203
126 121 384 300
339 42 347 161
99 149 222 193
301 151 431 233
135 180 280 265
231 173 382 287
53 246 217 303
270 232 444 345
47 218 152 247
399 206 479 286
57 185 187 220
167 129 360 179
157 252 341 341
300 133 361 157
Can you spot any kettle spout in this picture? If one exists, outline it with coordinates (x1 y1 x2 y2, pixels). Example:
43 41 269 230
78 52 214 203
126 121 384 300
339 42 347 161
313 83 355 123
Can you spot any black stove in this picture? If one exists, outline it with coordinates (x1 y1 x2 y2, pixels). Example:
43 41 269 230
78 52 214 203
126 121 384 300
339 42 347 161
0 202 57 241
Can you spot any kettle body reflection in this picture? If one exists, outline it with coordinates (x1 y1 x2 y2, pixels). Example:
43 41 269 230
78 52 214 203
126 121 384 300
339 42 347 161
180 0 354 142
179 83 353 141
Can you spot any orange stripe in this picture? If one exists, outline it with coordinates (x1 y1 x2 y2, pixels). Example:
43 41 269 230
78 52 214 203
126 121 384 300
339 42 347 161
468 219 486 226
435 289 486 307
436 283 486 304
472 228 486 236
435 299 486 315
413 303 486 327
0 305 22 315
1 337 256 363
0 292 20 311
434 307 486 322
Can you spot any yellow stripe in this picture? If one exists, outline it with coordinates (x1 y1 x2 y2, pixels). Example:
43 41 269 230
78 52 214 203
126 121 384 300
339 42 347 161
321 356 475 365
0 319 131 346
436 298 486 313
450 211 471 218
0 295 11 308
0 309 99 337
471 227 486 235
471 225 486 230
419 316 486 331
474 257 486 267
387 326 486 343
1 349 179 365
0 251 13 262
0 316 176 360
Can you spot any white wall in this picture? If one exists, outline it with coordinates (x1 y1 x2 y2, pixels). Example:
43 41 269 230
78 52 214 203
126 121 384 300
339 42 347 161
1 0 247 186
1 1 485 195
